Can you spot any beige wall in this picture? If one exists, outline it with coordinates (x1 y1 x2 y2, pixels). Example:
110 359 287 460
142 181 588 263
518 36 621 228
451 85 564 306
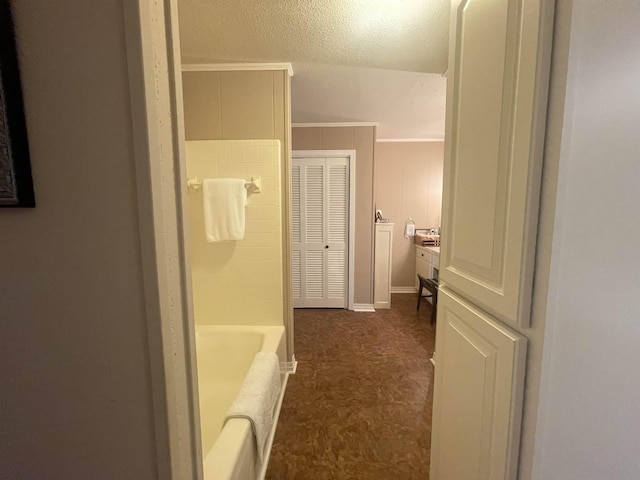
292 126 376 305
183 70 289 142
374 141 444 288
186 140 283 325
0 2 162 478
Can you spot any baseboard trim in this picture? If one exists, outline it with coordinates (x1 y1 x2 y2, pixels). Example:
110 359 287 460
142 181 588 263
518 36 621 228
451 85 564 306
391 286 418 294
352 304 376 312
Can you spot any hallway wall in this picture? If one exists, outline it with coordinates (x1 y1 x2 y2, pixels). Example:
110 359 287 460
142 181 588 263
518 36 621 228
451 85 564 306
533 1 640 478
374 141 444 288
292 125 376 306
0 2 165 478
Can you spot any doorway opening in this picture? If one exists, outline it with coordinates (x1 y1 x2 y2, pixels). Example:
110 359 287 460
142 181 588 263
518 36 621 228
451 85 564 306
172 0 449 478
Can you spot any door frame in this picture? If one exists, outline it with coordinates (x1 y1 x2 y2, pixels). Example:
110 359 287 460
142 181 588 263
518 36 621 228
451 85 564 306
123 0 202 478
122 1 558 478
292 150 357 310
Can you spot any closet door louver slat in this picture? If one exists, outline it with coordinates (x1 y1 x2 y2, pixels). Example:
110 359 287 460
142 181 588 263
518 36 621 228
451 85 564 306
291 250 302 301
305 250 324 300
327 163 348 245
304 165 324 244
291 165 301 244
327 251 346 301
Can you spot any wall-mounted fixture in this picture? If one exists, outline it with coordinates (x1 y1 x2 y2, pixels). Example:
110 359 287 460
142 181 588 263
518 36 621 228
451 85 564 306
187 176 262 193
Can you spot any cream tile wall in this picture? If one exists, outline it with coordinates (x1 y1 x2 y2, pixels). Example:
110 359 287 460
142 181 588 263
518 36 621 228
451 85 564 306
186 140 283 326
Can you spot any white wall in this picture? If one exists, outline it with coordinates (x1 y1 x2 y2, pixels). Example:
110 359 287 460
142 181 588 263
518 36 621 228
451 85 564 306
534 1 640 478
0 2 169 478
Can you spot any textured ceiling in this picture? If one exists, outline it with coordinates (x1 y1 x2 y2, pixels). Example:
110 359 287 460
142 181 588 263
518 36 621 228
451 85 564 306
292 63 446 139
178 0 450 73
178 0 449 139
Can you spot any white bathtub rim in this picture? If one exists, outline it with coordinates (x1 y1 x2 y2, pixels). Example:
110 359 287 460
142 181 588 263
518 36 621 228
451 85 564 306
202 371 290 480
258 371 289 480
196 325 287 479
195 325 284 354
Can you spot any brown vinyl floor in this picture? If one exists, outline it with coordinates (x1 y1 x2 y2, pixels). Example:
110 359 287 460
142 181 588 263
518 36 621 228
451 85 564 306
266 293 436 479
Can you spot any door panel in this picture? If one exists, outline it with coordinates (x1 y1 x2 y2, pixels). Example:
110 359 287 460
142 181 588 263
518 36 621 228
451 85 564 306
431 288 526 480
326 158 348 306
302 160 327 307
432 0 554 478
440 0 554 328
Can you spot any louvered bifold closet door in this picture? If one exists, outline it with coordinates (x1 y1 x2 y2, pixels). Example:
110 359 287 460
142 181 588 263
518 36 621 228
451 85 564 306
291 156 349 308
325 158 349 307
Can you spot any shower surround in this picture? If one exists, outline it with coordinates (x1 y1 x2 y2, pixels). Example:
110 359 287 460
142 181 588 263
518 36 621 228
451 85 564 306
186 139 283 327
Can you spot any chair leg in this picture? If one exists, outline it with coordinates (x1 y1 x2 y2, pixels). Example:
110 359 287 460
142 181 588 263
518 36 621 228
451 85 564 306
430 304 437 324
416 285 423 311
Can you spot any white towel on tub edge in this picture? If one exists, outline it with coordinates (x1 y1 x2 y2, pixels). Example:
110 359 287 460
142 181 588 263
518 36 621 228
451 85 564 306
224 351 281 464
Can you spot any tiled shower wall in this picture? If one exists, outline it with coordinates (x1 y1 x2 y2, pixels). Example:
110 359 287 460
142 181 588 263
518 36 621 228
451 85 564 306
186 140 283 326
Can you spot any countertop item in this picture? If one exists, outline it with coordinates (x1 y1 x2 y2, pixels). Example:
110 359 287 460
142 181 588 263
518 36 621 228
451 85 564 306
414 234 440 247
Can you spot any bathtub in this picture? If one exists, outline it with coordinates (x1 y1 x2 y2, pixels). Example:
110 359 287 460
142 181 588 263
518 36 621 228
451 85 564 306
195 325 287 480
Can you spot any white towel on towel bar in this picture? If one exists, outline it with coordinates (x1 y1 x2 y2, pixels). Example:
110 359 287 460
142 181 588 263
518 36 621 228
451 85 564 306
225 352 281 464
202 178 247 242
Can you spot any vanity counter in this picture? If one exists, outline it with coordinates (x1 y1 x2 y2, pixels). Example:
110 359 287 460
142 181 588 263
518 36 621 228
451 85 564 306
415 245 440 296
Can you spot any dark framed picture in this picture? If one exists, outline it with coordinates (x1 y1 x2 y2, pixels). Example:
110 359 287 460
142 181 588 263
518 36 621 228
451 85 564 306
0 1 34 208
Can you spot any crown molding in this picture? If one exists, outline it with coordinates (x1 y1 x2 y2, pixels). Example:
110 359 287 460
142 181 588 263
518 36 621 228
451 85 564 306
182 62 294 77
292 122 379 128
376 138 445 143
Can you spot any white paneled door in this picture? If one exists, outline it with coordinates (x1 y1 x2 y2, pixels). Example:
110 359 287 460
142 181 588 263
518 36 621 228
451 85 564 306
431 0 555 479
431 289 527 480
291 155 350 308
440 0 554 330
